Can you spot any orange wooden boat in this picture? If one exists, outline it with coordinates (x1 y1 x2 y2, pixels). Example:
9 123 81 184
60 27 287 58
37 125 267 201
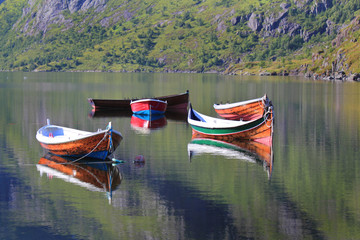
36 120 123 160
188 104 274 143
213 94 271 121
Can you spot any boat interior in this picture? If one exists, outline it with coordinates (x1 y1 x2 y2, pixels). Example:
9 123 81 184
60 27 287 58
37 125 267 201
189 108 205 122
41 127 64 137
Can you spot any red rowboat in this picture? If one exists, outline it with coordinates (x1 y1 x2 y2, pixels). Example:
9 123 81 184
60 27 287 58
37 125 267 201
130 98 167 115
88 91 189 112
36 120 123 160
213 94 271 121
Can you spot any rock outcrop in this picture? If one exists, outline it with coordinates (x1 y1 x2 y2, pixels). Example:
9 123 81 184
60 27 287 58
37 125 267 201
248 13 263 32
20 0 108 36
310 0 332 15
239 0 338 42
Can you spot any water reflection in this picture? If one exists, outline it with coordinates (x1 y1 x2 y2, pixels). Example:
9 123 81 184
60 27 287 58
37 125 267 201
88 108 132 118
36 153 122 203
2 72 359 239
89 109 188 135
188 138 274 179
130 114 167 134
89 108 188 122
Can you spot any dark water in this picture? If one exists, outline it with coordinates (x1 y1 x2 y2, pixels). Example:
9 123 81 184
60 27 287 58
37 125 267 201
0 72 359 239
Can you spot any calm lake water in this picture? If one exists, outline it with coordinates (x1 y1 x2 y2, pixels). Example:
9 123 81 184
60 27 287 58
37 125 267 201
0 72 359 240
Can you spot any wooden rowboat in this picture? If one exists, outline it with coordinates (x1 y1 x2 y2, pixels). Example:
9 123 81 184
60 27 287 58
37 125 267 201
130 98 167 115
37 154 122 203
188 138 274 179
36 120 123 160
88 90 189 112
188 104 273 142
213 94 271 121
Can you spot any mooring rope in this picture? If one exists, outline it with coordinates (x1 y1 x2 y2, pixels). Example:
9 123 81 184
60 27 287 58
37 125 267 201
259 95 269 114
64 131 110 164
40 130 111 166
264 106 274 128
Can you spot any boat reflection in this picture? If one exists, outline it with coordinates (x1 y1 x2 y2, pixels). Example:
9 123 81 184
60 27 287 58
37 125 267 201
89 108 188 122
188 137 274 179
130 114 167 134
36 153 123 203
88 108 133 118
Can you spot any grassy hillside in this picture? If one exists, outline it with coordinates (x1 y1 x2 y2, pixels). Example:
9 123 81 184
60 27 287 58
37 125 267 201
0 0 360 77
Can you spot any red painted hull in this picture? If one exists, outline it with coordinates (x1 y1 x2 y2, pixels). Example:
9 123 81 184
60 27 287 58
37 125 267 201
130 99 167 115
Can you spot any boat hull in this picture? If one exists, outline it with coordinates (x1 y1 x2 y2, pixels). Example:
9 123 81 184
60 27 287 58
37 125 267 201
191 112 273 142
88 91 189 112
188 104 273 142
38 129 122 160
130 99 167 115
214 95 270 121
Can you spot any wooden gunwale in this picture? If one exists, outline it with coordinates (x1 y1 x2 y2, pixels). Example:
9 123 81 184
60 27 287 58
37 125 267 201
214 95 269 121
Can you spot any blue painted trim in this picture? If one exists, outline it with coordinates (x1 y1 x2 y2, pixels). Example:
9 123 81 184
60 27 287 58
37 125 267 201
133 113 164 121
133 110 165 115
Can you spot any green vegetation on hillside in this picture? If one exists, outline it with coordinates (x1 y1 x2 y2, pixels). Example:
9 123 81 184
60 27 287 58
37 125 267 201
1 0 360 75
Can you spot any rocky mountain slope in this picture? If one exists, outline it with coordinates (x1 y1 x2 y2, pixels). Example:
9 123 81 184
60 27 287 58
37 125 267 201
0 0 359 80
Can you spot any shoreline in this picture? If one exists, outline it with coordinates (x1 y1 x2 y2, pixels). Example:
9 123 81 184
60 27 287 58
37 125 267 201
1 69 359 82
